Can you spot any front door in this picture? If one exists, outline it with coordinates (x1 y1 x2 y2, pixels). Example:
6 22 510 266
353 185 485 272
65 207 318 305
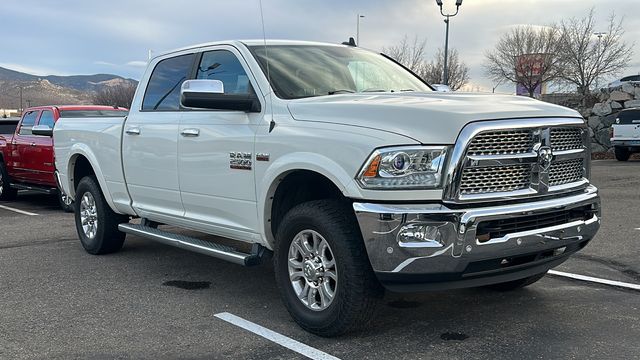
11 110 41 182
178 47 262 239
29 109 56 186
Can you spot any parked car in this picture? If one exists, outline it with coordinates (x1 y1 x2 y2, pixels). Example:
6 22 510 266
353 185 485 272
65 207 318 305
432 83 452 92
0 105 128 210
607 74 640 89
610 108 640 161
55 40 600 336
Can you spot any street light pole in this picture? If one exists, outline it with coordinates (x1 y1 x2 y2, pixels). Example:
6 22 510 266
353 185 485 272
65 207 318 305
356 14 365 46
593 32 607 90
435 0 462 86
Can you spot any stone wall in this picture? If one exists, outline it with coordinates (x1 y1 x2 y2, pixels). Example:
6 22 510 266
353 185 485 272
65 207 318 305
586 82 640 152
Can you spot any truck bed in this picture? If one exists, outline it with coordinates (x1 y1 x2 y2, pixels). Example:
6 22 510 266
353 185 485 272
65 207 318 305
54 115 131 213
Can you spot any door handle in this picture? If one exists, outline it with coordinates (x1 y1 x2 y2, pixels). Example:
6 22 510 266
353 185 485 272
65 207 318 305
125 128 141 135
30 142 36 147
180 128 200 137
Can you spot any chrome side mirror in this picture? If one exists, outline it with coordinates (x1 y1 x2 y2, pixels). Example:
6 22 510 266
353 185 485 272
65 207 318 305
180 79 261 112
32 124 53 137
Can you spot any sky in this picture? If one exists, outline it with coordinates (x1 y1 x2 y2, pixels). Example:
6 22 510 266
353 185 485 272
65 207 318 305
1 0 639 93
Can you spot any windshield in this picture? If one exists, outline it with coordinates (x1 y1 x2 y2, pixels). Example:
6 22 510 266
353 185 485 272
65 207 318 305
249 45 432 99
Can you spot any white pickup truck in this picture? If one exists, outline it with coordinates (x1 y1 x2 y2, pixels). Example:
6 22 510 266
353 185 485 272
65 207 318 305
611 108 640 161
55 40 601 336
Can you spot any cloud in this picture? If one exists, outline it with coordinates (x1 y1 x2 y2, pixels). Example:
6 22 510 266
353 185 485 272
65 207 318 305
126 61 148 68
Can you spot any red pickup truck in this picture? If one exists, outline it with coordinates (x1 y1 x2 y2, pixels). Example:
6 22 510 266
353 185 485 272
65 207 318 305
0 105 128 211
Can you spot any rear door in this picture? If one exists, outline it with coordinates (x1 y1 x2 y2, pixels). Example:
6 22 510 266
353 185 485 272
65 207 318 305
178 46 263 238
11 110 40 182
122 52 196 219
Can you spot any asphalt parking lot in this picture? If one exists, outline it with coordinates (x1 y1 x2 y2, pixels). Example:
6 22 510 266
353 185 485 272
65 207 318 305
1 159 639 360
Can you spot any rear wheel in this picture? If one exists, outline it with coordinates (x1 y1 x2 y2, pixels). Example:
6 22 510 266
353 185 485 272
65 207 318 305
74 176 128 254
274 200 383 337
0 161 18 201
58 189 74 213
615 146 630 161
484 272 547 291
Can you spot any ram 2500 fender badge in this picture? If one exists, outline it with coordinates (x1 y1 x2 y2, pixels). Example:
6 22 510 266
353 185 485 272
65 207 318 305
229 152 252 170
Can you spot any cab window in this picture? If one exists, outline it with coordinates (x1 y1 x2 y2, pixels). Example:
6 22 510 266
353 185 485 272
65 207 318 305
142 54 195 111
19 110 40 135
38 110 55 128
197 50 252 94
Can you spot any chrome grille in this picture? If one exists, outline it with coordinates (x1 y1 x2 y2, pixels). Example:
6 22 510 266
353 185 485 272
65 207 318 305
466 130 533 156
448 120 590 203
550 128 583 151
549 158 584 186
460 164 531 194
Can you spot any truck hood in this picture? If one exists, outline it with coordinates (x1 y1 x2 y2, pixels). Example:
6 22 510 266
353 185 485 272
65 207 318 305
287 92 582 144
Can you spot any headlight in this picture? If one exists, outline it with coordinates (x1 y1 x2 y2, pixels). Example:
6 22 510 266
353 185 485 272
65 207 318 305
357 146 448 189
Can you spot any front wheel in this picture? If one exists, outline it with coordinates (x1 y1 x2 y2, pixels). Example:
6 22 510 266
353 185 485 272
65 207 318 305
274 200 383 337
74 176 128 254
483 272 547 291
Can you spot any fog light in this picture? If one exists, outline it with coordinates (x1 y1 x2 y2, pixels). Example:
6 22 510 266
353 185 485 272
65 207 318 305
553 247 567 256
397 223 445 248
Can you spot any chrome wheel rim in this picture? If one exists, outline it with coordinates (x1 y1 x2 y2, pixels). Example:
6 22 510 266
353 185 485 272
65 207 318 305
80 192 98 239
288 230 337 311
61 192 73 206
0 171 4 196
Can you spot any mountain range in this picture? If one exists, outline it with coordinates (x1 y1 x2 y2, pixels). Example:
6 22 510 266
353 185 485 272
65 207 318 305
0 66 138 109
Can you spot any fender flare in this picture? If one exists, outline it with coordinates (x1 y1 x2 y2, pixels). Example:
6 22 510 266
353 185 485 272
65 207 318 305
65 143 120 213
257 152 362 248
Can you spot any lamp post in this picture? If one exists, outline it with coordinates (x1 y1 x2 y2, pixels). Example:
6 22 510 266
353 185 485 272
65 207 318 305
593 32 607 90
356 14 365 46
435 0 462 86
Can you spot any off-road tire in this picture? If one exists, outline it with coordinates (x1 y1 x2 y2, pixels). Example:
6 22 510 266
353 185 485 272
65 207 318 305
615 146 630 161
274 199 383 337
484 272 547 291
74 176 128 254
0 161 18 201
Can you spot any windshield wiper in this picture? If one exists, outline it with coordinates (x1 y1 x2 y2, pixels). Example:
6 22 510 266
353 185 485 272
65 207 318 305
362 88 386 92
327 89 356 95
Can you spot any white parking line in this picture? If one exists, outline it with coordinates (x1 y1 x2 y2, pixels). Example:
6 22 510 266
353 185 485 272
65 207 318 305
548 270 640 291
214 312 340 360
0 205 38 216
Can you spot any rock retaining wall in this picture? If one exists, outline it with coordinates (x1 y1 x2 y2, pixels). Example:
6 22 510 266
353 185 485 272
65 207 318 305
586 81 640 152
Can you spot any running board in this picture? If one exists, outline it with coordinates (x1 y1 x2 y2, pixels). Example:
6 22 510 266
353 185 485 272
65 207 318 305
118 223 266 266
10 183 57 195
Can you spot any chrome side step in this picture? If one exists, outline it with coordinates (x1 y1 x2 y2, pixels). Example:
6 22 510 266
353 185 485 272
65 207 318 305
118 223 266 266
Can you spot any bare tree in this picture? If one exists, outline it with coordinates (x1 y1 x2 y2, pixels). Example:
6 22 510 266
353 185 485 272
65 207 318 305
422 48 470 90
484 25 563 97
383 36 470 90
558 9 633 98
383 35 428 74
92 83 136 108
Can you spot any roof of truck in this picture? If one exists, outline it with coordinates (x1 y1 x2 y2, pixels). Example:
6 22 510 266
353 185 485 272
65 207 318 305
153 39 348 61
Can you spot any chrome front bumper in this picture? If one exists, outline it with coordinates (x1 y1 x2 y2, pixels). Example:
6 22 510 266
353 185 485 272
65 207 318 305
353 185 601 292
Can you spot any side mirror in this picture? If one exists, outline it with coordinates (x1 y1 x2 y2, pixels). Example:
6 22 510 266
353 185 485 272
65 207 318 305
180 79 261 112
32 124 53 137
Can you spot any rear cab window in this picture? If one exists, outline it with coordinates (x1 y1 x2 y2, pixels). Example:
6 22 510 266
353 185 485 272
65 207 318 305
617 109 640 125
142 54 195 111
